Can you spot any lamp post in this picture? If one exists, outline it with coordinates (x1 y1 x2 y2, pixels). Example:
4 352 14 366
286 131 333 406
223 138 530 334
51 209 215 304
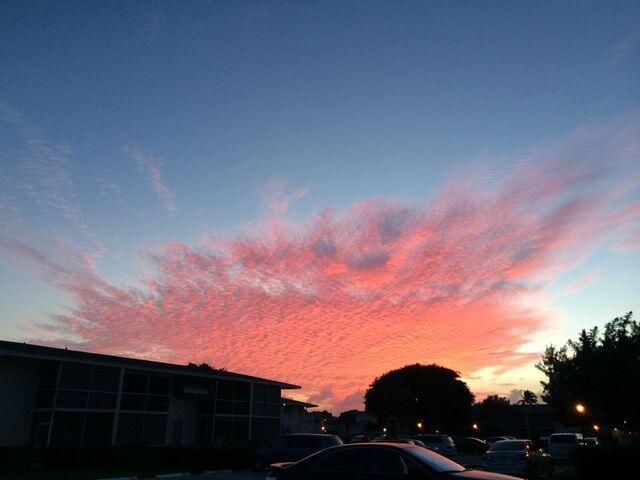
574 403 587 439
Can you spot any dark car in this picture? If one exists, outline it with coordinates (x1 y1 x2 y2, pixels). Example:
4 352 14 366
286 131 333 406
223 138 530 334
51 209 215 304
482 439 553 479
454 437 490 455
266 442 522 480
253 433 343 470
410 434 457 455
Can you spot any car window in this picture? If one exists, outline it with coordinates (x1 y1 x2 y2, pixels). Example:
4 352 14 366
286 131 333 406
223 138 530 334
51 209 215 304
311 448 371 473
405 445 465 473
270 437 286 449
369 449 416 475
323 435 343 446
550 435 578 444
286 436 323 448
490 441 527 451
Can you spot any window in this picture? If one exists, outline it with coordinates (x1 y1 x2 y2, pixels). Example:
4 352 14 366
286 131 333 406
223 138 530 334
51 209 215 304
370 449 413 475
234 381 250 401
214 417 232 441
312 448 371 473
120 371 170 412
143 415 168 445
217 380 234 399
50 412 84 446
149 375 171 395
83 412 114 446
88 391 117 409
123 372 148 393
116 413 144 445
231 417 249 441
56 389 88 408
59 363 91 389
196 416 214 443
91 366 120 392
252 383 281 417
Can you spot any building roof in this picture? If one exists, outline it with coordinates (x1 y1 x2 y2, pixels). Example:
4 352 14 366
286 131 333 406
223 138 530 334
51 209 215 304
0 340 300 389
281 397 318 408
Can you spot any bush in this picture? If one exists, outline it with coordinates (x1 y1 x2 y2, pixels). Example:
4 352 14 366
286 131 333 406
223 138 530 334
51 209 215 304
37 443 262 471
0 447 33 472
571 445 639 479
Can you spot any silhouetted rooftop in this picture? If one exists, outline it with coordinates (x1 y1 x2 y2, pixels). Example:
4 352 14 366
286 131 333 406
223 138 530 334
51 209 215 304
0 339 300 389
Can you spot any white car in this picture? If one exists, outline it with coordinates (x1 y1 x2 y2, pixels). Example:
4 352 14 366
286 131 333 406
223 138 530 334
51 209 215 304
548 433 584 462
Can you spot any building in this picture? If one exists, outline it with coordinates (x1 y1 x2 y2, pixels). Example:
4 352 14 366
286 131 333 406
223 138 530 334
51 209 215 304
280 397 319 434
472 404 562 439
0 340 299 448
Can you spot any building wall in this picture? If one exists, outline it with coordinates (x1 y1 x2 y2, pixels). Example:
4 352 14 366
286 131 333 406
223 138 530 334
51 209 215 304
0 354 285 449
0 358 39 446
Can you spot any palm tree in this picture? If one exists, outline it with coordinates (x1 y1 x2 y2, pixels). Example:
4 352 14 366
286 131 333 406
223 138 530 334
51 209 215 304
519 390 538 405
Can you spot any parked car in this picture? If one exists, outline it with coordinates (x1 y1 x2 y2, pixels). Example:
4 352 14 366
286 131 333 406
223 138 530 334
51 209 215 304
485 436 513 446
454 436 490 455
410 434 457 455
266 442 523 480
253 433 343 470
548 433 584 462
482 439 553 479
585 437 599 447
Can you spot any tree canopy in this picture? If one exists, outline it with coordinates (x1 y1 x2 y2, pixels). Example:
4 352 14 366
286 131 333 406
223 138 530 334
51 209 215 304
519 390 538 405
476 394 511 411
536 312 639 428
364 364 474 433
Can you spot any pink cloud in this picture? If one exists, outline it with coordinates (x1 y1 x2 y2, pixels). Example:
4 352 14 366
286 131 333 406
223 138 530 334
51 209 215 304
3 110 639 412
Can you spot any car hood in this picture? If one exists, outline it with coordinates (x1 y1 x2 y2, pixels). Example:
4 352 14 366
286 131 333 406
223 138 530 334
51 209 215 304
444 469 523 480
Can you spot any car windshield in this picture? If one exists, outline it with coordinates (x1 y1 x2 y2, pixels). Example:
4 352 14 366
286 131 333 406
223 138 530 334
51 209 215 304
550 435 578 444
490 441 528 451
406 445 465 473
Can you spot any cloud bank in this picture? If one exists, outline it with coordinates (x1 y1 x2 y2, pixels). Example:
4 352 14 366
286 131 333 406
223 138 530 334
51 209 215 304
3 110 640 411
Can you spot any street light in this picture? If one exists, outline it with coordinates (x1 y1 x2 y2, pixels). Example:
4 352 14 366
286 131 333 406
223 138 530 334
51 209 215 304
417 422 423 430
383 427 387 433
574 403 586 414
472 423 479 431
593 424 600 432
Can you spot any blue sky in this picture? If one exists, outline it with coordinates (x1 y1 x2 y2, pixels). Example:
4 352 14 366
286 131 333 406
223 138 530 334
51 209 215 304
1 0 639 407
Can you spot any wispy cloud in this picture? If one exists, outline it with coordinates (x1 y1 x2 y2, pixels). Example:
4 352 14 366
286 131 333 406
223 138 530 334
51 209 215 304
6 109 640 411
560 269 601 296
126 145 177 214
0 102 107 257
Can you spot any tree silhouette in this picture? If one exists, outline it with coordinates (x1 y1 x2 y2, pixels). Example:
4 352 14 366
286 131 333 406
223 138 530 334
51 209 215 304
518 390 538 405
536 312 639 428
477 394 511 411
364 364 474 433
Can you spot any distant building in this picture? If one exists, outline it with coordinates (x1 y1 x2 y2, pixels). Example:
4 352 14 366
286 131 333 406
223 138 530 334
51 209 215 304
0 340 300 448
280 397 319 434
472 404 563 439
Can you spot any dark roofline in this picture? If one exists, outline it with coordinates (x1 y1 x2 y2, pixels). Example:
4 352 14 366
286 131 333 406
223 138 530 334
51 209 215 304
0 340 300 390
281 397 318 408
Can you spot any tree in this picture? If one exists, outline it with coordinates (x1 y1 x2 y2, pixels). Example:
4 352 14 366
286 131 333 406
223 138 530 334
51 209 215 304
364 364 474 433
518 390 538 405
536 312 639 428
477 395 511 411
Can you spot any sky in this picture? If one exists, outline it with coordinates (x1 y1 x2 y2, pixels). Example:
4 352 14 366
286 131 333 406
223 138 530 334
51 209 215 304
0 0 639 412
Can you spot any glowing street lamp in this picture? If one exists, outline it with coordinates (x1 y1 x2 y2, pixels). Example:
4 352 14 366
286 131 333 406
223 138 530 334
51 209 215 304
383 427 387 433
472 423 479 431
593 424 600 432
417 422 423 430
574 403 586 414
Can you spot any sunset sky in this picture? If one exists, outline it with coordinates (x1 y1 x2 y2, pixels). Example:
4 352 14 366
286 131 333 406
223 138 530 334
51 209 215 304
1 1 639 412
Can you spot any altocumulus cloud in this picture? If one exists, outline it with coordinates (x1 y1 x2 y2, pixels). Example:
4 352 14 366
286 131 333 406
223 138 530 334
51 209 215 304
4 110 640 410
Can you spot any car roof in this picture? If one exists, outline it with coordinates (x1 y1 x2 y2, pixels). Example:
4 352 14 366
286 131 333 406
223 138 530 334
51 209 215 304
284 433 337 437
